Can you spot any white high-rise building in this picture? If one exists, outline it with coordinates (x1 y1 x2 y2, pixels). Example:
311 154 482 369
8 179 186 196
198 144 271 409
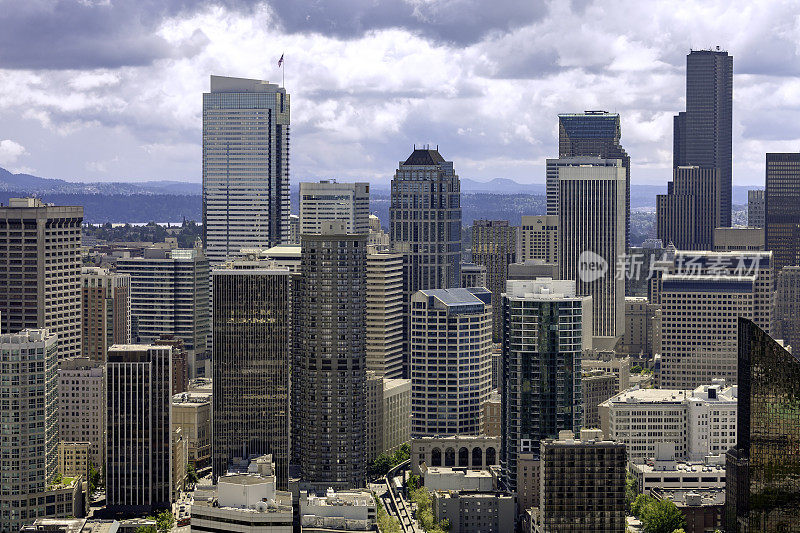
299 180 370 235
410 288 492 438
202 76 290 265
557 159 626 347
58 358 106 468
517 215 558 263
600 380 737 462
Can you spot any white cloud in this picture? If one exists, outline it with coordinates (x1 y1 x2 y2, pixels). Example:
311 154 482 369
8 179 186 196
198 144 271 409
0 139 26 166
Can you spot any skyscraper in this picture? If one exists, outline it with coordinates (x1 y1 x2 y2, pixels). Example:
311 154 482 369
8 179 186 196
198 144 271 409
471 220 517 340
557 158 626 346
390 147 461 295
774 266 800 352
657 166 722 250
0 330 58 533
673 49 733 227
212 267 290 488
517 215 558 264
410 287 492 438
106 344 172 515
765 152 800 276
203 75 290 264
295 222 367 488
366 252 405 378
747 189 765 228
58 357 106 469
117 248 209 378
725 318 800 531
0 198 83 359
299 180 370 235
81 267 131 362
500 279 591 492
555 111 630 244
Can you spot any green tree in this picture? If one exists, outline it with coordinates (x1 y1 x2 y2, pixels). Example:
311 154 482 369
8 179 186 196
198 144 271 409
631 493 654 518
155 509 175 533
369 453 393 479
89 463 102 494
641 499 686 533
407 474 421 492
625 473 638 512
186 463 198 485
134 527 156 533
374 494 402 533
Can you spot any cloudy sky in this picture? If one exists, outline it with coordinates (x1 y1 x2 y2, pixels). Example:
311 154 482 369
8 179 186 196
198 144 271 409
0 0 798 187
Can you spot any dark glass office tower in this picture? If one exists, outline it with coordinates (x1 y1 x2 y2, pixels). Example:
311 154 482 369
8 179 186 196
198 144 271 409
656 166 722 250
555 111 630 245
211 268 290 488
765 152 800 276
295 222 367 489
725 318 800 532
674 49 733 227
471 220 517 340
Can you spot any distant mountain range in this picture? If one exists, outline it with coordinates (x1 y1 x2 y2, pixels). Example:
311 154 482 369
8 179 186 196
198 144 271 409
0 166 760 222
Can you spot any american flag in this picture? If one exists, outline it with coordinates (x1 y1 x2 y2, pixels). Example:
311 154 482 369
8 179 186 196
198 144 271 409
278 54 284 67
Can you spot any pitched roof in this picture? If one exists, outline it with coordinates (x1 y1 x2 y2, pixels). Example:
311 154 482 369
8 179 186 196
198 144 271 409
403 148 446 166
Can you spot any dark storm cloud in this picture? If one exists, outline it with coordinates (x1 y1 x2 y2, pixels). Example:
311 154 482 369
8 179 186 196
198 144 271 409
0 0 257 70
267 0 547 45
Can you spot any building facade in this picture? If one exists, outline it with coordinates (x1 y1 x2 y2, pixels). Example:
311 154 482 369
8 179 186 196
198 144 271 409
365 252 404 378
410 288 492 438
557 159 626 346
202 75 290 264
295 223 367 488
517 215 558 264
581 369 616 429
116 248 209 378
58 358 105 468
747 189 764 228
765 152 800 276
459 262 487 288
432 491 514 533
774 266 800 352
211 267 290 488
106 344 172 514
299 180 369 235
657 166 722 250
0 330 59 533
81 267 131 362
500 279 591 492
172 391 212 469
0 198 83 359
725 318 800 532
674 49 733 228
471 220 517 340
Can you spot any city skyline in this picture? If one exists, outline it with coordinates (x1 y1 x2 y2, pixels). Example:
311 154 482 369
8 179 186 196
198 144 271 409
0 2 798 187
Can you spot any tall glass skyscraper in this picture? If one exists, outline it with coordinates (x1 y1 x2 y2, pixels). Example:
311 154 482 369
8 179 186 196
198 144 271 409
673 49 733 227
725 318 800 531
765 152 800 277
202 76 290 265
554 111 630 245
211 267 290 488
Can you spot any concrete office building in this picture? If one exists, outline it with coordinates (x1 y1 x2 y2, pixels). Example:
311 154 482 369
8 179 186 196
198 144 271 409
288 214 300 244
517 215 558 264
154 335 188 395
299 180 370 235
582 353 631 393
238 244 302 272
211 267 290 488
471 220 517 340
421 466 494 492
652 489 724 533
299 488 376 531
117 248 209 378
629 446 727 494
410 288 492 438
58 358 105 468
191 455 293 533
673 49 733 228
500 279 591 492
390 147 461 297
365 252 404 378
713 226 765 251
660 275 755 388
172 391 212 468
765 152 800 276
508 259 559 281
534 430 626 533
295 222 367 488
202 76 290 264
0 198 82 359
481 391 501 437
619 297 661 357
432 491 514 533
657 166 722 250
554 112 631 245
0 330 59 533
58 442 91 480
106 344 172 515
600 380 737 463
774 266 800 352
557 158 626 346
748 189 765 228
366 373 411 462
582 370 617 429
81 267 131 362
726 318 800 531
459 262 487 288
